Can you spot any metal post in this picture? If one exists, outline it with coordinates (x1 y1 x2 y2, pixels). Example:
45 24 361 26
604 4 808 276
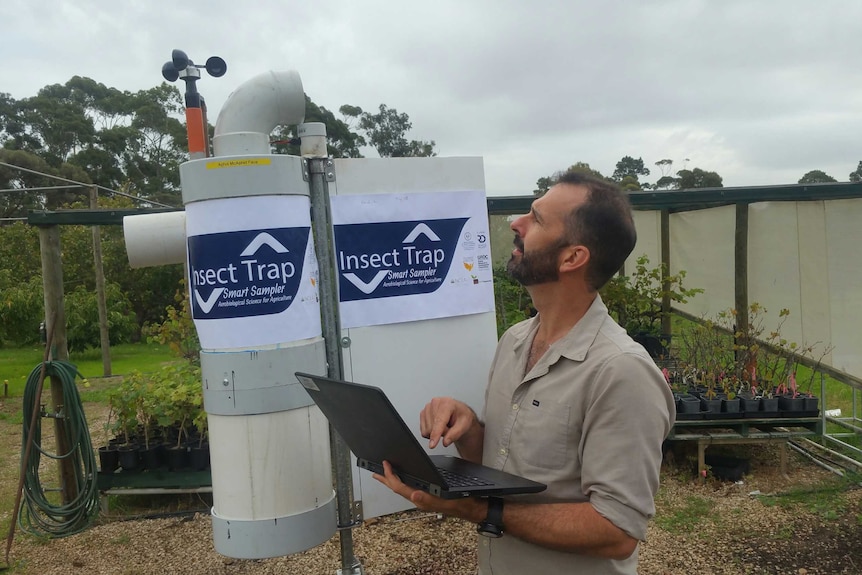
307 156 364 575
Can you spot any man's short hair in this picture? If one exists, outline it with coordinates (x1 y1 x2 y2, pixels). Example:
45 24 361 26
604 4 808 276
555 171 637 290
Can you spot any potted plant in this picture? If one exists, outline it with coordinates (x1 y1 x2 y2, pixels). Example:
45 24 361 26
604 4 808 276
679 303 830 420
601 254 702 359
107 378 141 472
149 363 203 471
97 407 120 473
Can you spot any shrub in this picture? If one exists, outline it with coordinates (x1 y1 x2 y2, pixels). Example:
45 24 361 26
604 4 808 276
0 275 45 346
64 282 138 352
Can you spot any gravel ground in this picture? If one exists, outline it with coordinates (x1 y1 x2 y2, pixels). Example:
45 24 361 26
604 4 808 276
8 449 862 575
4 400 862 574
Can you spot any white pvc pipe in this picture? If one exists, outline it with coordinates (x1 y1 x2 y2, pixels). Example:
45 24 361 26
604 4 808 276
213 70 306 157
123 211 187 268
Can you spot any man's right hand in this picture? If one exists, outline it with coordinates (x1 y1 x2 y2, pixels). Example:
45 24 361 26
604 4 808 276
420 397 479 449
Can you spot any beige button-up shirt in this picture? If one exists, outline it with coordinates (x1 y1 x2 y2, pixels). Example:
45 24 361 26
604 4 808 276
478 295 675 575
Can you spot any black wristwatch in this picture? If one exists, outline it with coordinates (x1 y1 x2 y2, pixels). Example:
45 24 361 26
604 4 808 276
476 496 504 538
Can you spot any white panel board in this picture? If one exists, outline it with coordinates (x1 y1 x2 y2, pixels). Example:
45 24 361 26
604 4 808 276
825 199 862 377
671 206 736 318
630 210 661 271
331 157 498 519
748 202 804 344
796 202 832 364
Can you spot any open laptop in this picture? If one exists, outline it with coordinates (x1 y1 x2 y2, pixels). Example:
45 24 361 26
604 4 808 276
295 372 546 499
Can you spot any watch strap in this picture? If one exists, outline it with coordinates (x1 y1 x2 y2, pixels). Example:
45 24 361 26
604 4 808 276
476 496 504 538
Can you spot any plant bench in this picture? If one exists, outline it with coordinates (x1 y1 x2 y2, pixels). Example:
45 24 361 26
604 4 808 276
96 469 212 512
666 416 822 478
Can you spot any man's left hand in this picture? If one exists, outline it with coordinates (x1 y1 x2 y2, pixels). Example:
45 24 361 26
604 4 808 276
372 460 485 523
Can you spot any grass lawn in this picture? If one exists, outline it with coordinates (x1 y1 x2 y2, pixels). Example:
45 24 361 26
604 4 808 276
0 342 179 399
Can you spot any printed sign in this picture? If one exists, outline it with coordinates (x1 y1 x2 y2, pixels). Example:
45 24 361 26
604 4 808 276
185 195 321 349
331 190 494 329
188 227 309 319
335 219 466 301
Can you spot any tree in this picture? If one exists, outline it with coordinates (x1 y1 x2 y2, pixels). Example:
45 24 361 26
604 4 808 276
612 156 650 183
271 95 366 158
533 162 609 196
850 161 862 182
676 168 723 189
0 148 92 217
798 170 837 184
1 77 188 207
341 104 436 158
654 159 674 176
653 175 677 190
618 175 642 192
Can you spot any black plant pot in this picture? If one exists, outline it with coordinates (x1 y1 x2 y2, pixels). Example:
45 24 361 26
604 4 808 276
798 394 819 413
167 445 190 471
190 442 210 471
722 398 741 414
117 445 140 472
700 397 722 414
740 397 761 416
761 397 780 416
677 394 701 414
141 444 165 471
98 445 119 473
778 394 805 413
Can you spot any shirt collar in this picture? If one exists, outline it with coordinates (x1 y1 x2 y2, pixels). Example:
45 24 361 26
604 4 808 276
511 294 609 363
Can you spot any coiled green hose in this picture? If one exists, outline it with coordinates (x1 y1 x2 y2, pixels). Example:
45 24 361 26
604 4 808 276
18 360 100 537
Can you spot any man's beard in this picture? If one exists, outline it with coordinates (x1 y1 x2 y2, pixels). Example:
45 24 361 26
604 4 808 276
506 238 567 286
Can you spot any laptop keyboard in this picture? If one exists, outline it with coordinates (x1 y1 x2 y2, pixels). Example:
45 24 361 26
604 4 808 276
436 467 493 488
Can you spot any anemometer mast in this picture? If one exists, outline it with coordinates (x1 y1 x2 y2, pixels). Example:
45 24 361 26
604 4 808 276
161 49 227 159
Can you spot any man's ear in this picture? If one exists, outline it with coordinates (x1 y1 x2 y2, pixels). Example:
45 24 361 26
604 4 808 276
559 245 590 274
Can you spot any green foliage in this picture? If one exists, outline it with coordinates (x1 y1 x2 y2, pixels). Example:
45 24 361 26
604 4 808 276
0 275 44 346
492 265 532 336
612 155 650 185
0 76 186 209
64 282 137 352
107 374 140 444
0 198 182 346
676 303 832 398
849 161 862 182
601 254 702 338
341 103 436 158
533 162 610 196
109 362 202 448
798 170 837 184
676 167 723 189
272 95 366 158
146 278 200 365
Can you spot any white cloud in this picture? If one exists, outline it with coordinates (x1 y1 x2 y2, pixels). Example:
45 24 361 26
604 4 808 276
4 0 862 195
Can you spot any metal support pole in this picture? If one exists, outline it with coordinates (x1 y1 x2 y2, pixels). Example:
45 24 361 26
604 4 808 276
307 156 364 575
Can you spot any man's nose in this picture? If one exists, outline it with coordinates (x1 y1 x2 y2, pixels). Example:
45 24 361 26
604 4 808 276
510 213 527 232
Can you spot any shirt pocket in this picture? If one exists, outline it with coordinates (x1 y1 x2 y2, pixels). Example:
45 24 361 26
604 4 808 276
515 399 573 470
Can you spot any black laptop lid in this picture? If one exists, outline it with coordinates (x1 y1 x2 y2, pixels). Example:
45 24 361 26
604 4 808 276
295 372 442 484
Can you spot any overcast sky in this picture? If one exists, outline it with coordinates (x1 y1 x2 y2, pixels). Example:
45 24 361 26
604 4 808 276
3 0 862 196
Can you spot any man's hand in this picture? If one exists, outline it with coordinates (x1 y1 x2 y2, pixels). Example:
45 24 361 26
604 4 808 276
372 461 485 522
420 397 479 449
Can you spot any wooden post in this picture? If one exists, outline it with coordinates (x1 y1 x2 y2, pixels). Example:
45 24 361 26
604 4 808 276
660 209 672 339
38 225 78 504
91 187 112 376
735 203 750 364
